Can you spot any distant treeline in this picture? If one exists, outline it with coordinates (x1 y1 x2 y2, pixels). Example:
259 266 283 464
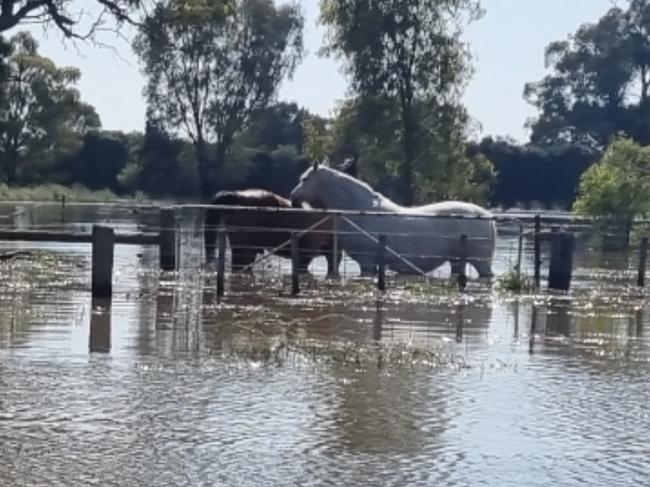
4 0 650 210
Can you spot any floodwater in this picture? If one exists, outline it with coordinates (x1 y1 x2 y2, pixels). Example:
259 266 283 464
1 203 650 486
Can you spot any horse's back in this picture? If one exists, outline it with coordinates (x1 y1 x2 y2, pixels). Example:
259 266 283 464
406 200 493 218
210 189 291 208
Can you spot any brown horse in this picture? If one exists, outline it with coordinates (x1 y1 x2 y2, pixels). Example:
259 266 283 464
204 189 340 275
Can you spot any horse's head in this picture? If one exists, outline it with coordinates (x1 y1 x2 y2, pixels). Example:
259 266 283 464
290 159 329 207
291 158 379 211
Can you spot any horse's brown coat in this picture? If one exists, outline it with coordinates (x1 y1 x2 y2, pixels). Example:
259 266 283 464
204 189 339 274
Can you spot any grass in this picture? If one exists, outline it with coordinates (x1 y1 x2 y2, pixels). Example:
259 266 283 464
0 183 147 203
496 266 535 293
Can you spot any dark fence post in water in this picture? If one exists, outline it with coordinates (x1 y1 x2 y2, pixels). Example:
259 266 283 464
216 228 227 298
377 234 387 292
89 298 111 353
160 208 177 271
91 225 115 299
638 237 648 287
548 232 575 291
516 223 524 279
458 234 468 290
291 232 300 295
331 214 340 278
60 195 66 223
534 214 542 287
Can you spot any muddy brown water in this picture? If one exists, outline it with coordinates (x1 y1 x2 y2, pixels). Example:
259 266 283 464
0 204 649 486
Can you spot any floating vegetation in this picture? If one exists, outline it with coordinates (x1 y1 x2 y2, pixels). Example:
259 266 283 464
220 335 467 370
402 278 458 296
496 267 535 293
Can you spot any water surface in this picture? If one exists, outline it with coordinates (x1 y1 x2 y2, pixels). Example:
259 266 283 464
0 204 649 486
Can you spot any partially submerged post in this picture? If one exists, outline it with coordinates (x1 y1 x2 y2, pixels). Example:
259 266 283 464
61 195 66 223
548 232 575 291
534 214 542 286
160 208 177 271
291 233 300 295
216 228 227 298
91 225 115 299
515 222 524 279
638 237 648 287
377 234 387 292
331 214 340 278
89 298 111 353
458 234 468 290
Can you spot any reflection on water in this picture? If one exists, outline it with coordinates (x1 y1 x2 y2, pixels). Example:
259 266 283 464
0 204 650 486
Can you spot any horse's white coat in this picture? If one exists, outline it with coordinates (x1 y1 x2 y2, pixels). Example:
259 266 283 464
290 165 497 277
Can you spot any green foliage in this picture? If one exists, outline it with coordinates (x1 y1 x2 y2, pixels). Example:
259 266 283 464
134 0 304 198
0 32 100 184
324 96 495 204
574 136 650 224
525 1 650 148
0 1 144 38
65 131 134 192
0 184 136 203
303 115 333 163
495 267 535 293
472 137 597 209
120 121 199 197
320 0 483 204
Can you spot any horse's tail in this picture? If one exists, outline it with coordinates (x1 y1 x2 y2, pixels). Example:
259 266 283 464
489 217 498 257
204 204 222 263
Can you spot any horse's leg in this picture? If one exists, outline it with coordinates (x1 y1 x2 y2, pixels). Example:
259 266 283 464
355 256 377 277
231 249 257 273
298 252 313 274
326 249 342 278
204 210 218 263
472 260 494 279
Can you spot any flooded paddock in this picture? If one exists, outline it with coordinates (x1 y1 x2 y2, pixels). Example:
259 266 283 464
1 203 650 486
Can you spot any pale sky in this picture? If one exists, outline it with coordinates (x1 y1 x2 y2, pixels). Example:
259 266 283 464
24 0 615 142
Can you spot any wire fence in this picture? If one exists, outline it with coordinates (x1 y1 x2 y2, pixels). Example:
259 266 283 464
0 200 645 293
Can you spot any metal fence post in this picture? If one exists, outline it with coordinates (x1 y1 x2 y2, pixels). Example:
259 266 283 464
377 234 386 292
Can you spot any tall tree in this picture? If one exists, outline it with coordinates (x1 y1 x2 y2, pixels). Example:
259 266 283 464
0 1 144 38
525 1 650 148
0 31 100 184
574 136 650 240
320 0 482 204
134 0 303 199
322 95 494 204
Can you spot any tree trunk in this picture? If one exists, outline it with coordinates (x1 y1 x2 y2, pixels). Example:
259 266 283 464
4 148 18 185
400 98 416 206
195 138 212 201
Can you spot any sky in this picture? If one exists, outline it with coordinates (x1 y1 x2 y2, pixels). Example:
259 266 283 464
24 0 616 142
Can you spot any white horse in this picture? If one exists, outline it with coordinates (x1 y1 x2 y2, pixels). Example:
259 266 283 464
290 162 497 278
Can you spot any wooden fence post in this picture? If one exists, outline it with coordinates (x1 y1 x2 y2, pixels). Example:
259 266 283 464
458 234 468 290
638 237 648 287
91 225 114 299
331 214 340 278
291 233 300 295
548 232 575 291
89 298 111 353
534 214 541 287
516 223 524 279
216 228 227 298
377 234 387 292
160 208 177 271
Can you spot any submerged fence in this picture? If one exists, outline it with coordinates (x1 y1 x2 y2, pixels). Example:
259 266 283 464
200 204 583 295
0 201 646 299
